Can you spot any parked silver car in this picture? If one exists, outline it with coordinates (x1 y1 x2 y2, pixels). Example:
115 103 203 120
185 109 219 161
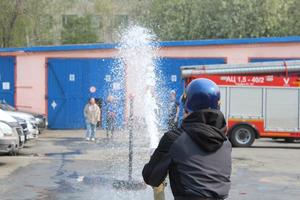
0 102 47 131
4 110 39 140
0 109 24 153
0 121 20 155
11 116 26 147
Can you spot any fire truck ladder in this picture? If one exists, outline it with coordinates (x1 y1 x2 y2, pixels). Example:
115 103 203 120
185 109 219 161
181 60 300 78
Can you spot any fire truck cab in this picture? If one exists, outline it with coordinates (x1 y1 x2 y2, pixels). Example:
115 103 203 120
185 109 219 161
181 60 300 147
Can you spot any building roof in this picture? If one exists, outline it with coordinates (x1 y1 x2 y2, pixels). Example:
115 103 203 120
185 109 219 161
1 36 300 53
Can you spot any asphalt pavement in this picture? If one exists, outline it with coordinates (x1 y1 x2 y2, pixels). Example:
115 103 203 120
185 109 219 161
0 129 299 200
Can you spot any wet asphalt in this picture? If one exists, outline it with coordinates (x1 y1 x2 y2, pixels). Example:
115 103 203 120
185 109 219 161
0 130 299 200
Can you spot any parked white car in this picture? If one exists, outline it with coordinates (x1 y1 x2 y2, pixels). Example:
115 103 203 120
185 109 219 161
11 116 27 146
0 109 25 147
0 121 20 155
0 102 47 131
5 111 38 140
0 110 24 154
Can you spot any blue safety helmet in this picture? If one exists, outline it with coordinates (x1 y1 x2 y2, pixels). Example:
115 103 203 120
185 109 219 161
185 78 220 112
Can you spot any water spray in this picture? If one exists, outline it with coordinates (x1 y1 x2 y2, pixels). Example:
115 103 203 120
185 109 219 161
112 94 146 190
128 95 134 181
112 25 166 198
117 25 160 150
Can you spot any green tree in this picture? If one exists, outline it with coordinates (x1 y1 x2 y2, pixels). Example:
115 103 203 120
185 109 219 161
0 0 299 47
0 0 24 47
21 0 57 46
0 0 72 47
286 0 300 35
139 0 300 40
61 15 98 44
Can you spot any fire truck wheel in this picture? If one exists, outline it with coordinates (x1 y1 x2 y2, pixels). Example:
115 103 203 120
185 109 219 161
284 138 295 143
229 125 255 147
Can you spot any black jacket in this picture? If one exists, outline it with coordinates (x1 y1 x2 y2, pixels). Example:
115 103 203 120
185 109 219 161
142 109 232 199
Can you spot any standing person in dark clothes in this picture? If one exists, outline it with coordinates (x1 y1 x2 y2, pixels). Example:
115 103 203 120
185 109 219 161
143 78 232 200
106 95 116 138
168 90 179 131
177 92 187 128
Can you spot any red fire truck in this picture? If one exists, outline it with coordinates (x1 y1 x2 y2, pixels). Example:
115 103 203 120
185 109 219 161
181 60 300 147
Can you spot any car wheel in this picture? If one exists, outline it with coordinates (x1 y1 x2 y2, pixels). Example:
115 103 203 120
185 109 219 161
9 150 18 156
284 138 295 143
229 125 256 147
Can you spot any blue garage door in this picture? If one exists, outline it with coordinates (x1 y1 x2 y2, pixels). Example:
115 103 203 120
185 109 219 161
157 57 226 128
47 58 124 129
0 56 15 106
157 57 226 100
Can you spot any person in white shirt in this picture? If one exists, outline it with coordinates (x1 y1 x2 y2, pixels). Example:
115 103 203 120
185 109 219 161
83 98 101 141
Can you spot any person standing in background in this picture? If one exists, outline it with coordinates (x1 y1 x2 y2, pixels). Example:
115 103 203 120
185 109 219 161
167 90 179 131
177 91 187 128
84 98 101 141
106 95 116 138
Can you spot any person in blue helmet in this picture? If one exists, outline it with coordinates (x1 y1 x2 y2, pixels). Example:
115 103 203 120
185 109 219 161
143 78 232 200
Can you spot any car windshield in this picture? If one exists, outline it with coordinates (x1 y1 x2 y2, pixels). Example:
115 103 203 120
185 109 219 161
0 103 15 111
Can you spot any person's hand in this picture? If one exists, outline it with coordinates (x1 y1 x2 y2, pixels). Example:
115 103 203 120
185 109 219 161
97 121 101 128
